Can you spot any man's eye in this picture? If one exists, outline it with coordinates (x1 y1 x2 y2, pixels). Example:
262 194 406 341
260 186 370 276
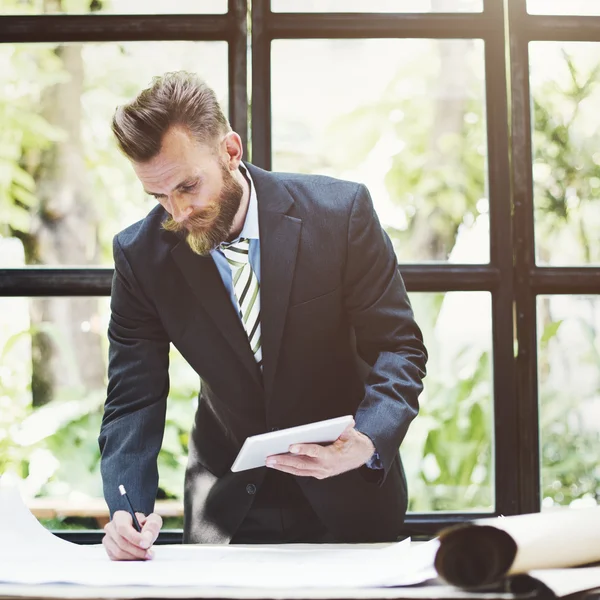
182 184 197 193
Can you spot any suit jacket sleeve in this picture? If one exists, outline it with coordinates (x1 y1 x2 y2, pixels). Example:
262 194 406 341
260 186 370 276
346 184 428 482
98 235 170 517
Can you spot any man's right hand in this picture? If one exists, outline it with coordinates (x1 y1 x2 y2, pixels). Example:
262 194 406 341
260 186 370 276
102 510 163 561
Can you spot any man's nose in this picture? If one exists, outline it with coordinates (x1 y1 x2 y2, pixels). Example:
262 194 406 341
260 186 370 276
169 196 193 223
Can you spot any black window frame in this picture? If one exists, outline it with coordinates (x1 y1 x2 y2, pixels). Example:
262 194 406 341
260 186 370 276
0 0 598 543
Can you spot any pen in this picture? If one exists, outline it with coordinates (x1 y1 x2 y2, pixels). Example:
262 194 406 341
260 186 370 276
118 484 142 532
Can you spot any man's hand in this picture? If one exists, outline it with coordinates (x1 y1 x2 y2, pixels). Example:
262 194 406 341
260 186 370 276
102 511 163 561
265 420 376 479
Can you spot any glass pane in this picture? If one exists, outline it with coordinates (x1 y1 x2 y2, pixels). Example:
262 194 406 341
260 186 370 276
0 296 194 529
538 295 600 508
1 0 226 15
0 41 228 267
271 39 489 263
530 42 600 266
404 291 494 512
272 0 482 13
527 0 600 15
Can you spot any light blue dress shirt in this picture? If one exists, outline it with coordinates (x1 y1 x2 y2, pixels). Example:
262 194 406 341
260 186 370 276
210 166 261 310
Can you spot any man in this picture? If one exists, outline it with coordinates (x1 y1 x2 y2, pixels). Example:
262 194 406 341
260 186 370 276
99 72 427 561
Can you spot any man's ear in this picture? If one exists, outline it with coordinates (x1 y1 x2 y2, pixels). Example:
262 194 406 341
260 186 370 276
222 131 244 170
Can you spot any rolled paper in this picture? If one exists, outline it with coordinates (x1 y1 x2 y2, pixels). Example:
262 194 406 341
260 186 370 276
434 507 600 588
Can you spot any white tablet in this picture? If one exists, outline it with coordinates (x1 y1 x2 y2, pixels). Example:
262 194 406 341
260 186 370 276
230 415 354 472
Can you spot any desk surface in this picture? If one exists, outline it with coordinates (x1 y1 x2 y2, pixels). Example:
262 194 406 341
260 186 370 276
0 581 538 600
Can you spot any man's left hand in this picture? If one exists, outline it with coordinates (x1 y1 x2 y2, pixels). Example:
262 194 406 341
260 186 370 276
265 420 376 479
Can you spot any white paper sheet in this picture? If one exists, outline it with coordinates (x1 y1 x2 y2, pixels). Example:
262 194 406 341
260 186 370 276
0 486 438 589
0 583 523 600
530 567 600 598
0 484 89 559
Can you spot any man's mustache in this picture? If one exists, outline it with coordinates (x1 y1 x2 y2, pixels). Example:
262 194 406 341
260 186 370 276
162 204 219 233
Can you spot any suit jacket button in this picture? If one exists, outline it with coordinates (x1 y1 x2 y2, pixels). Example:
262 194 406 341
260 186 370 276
246 484 256 495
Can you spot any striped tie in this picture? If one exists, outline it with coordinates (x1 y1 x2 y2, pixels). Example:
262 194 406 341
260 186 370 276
220 238 262 367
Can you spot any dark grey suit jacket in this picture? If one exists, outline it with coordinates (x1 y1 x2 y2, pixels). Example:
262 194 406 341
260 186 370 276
99 163 427 544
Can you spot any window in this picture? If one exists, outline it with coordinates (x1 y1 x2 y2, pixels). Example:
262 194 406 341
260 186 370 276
1 41 228 268
1 0 598 541
530 41 600 267
3 0 227 14
271 38 488 263
271 0 483 13
537 295 600 509
527 0 600 16
405 292 494 513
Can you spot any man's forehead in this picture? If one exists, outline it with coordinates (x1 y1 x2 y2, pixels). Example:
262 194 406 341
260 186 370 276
133 155 183 182
131 127 222 192
133 147 213 186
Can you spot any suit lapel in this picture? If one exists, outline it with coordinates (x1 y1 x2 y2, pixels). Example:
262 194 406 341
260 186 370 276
170 240 262 387
247 164 302 403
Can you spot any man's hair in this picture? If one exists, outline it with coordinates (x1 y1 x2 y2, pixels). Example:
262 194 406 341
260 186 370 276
112 71 230 162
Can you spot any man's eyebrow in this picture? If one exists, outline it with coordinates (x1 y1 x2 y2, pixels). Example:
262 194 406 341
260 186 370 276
145 177 201 197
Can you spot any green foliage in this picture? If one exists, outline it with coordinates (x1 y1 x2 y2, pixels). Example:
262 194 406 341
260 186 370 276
404 293 492 513
156 350 198 500
532 49 600 264
542 413 600 505
325 45 486 261
531 47 600 503
0 46 66 237
0 330 34 477
539 319 563 350
416 351 492 511
538 316 600 506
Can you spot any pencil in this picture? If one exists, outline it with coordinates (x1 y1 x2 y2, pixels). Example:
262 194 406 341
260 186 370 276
118 484 142 532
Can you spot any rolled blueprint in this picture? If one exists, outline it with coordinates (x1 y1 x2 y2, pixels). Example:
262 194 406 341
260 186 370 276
434 507 600 588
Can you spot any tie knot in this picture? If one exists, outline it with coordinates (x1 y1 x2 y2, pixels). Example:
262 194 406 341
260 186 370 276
221 237 250 267
222 237 249 250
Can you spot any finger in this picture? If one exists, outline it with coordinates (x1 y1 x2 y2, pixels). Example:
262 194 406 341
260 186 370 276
288 443 322 459
267 462 324 478
103 532 151 561
102 533 119 560
111 510 146 548
113 529 154 560
333 429 357 450
266 454 317 471
140 513 163 549
135 513 153 547
103 533 129 561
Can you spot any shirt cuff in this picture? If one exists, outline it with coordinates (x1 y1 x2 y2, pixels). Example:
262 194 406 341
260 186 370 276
365 450 383 470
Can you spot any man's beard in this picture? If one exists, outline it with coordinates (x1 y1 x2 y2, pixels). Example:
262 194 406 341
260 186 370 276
162 164 244 256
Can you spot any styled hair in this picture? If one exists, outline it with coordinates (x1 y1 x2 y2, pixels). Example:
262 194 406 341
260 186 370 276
112 71 230 162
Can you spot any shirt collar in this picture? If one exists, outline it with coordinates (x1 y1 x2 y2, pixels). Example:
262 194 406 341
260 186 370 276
239 163 259 241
